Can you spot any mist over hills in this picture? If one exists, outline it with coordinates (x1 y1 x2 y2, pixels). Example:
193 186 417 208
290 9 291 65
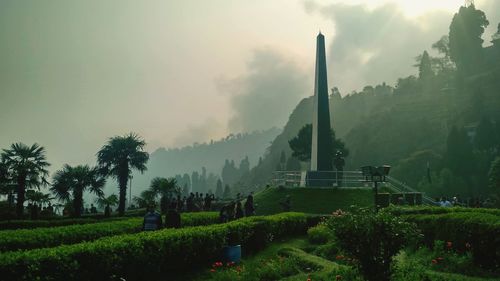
130 128 280 193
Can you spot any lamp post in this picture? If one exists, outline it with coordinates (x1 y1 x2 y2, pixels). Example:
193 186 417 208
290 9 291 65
361 165 391 212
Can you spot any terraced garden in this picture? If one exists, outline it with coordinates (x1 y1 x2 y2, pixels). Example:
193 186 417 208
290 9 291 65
0 207 498 281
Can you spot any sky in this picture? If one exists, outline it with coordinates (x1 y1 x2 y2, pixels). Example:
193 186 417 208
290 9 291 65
1 0 499 173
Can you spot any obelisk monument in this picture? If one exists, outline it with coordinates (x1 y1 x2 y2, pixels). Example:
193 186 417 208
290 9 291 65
310 32 333 172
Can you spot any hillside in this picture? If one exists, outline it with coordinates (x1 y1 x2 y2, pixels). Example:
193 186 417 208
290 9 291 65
131 128 280 192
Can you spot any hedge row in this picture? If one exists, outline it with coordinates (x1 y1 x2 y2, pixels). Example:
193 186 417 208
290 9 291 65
0 209 150 230
383 206 500 217
0 212 308 281
0 212 219 252
403 212 500 269
0 217 129 230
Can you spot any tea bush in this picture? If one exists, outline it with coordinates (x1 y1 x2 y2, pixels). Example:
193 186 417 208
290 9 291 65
0 212 308 281
383 206 500 217
307 224 333 244
0 212 218 252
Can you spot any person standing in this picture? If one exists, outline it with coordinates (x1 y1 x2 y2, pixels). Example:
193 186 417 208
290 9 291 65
244 194 255 216
235 201 244 219
143 205 162 231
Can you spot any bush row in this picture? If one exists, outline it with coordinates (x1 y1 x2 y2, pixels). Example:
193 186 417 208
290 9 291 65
0 212 308 281
0 217 128 230
0 212 219 252
382 206 500 217
403 212 500 269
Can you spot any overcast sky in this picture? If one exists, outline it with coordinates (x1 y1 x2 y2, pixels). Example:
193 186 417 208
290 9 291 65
1 0 499 172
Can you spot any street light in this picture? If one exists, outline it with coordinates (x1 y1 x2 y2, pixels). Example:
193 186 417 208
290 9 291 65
361 165 391 212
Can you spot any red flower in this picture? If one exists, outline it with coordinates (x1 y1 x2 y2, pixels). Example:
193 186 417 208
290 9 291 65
431 259 438 264
335 255 344 260
446 241 452 249
336 275 343 280
210 269 216 272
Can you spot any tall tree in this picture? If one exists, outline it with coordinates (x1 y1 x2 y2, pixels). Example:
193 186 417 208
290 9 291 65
149 177 177 214
475 117 497 151
488 157 500 199
97 133 149 216
95 194 119 217
444 126 474 177
1 143 50 217
418 50 434 81
51 164 105 217
449 4 489 76
288 124 349 162
215 179 223 198
223 184 231 199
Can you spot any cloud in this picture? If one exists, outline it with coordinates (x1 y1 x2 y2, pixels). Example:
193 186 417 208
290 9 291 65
305 1 453 93
171 118 226 147
218 48 310 133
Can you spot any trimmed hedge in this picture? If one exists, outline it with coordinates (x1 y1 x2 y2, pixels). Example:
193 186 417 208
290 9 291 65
0 212 308 281
0 217 128 230
0 212 218 252
403 212 500 269
383 206 500 217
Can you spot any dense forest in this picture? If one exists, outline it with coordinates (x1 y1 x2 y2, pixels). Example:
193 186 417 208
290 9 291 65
131 128 280 195
242 5 500 199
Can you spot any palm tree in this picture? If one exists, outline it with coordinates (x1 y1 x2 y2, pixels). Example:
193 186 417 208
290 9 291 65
149 177 177 214
0 161 15 209
97 133 149 216
134 189 156 209
1 143 50 217
51 164 105 217
95 194 119 217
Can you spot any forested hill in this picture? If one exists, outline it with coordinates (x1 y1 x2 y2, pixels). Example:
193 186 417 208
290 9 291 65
242 5 500 199
131 128 280 192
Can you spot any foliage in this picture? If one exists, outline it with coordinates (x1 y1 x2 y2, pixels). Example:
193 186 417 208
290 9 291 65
325 208 421 281
383 206 500 217
149 177 177 214
0 212 218 252
215 179 223 198
488 157 500 199
97 133 149 216
95 194 119 210
223 184 232 199
1 143 50 217
449 4 489 76
0 212 307 281
402 212 500 269
307 224 333 244
288 123 348 162
51 164 105 217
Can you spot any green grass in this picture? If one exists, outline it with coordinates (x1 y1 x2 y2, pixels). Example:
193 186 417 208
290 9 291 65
254 187 374 215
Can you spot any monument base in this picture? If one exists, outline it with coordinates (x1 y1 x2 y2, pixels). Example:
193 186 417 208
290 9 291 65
305 171 337 187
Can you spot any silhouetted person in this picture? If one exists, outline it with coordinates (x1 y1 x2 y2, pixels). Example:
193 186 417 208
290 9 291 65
165 208 181 228
204 194 214 211
187 193 194 212
104 205 111 217
90 204 97 214
143 205 162 231
219 205 229 223
280 195 291 212
226 202 236 221
235 201 244 219
333 151 345 187
244 194 255 216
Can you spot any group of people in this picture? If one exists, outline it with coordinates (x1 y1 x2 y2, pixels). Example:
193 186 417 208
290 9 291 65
142 205 182 231
166 193 215 213
219 194 255 223
435 196 496 208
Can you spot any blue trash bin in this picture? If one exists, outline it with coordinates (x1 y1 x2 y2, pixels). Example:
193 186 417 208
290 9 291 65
223 245 241 263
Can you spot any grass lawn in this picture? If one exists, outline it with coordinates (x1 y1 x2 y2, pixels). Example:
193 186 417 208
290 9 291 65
253 187 374 215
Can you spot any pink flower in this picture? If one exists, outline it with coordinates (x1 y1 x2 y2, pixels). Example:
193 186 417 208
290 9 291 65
431 259 438 264
446 241 453 249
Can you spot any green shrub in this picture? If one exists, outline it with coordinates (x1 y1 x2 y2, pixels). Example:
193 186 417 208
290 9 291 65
325 208 421 281
402 212 500 270
0 212 219 252
383 206 500 217
0 217 127 230
0 212 308 281
307 225 333 244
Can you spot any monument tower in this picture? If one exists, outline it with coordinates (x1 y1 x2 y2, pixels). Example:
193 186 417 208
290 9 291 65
311 32 334 172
